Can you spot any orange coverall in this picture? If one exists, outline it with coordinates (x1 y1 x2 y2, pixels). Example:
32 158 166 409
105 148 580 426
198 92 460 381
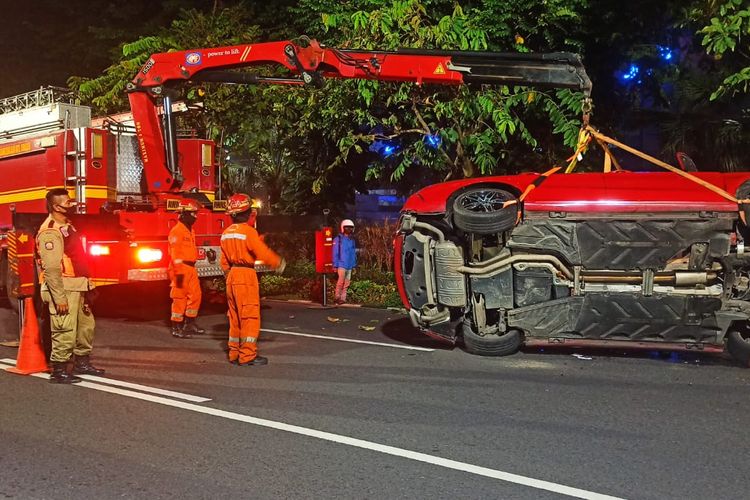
168 221 202 323
220 223 281 363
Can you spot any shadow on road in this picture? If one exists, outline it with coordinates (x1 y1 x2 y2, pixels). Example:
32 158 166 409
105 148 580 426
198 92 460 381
380 317 453 351
519 344 738 367
375 312 738 367
92 282 227 322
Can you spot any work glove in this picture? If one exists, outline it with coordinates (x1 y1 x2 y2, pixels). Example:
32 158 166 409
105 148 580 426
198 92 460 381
175 274 185 288
275 258 287 275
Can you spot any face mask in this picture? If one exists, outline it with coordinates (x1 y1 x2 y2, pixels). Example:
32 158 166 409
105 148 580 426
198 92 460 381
344 227 354 235
180 213 197 226
54 198 76 215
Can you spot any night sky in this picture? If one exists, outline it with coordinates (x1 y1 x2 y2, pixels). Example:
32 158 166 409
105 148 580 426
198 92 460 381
0 0 212 98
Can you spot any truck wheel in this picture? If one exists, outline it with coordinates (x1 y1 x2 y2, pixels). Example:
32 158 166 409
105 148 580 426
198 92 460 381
453 188 518 235
0 252 6 295
1 253 18 313
726 329 750 366
6 263 19 313
462 319 522 356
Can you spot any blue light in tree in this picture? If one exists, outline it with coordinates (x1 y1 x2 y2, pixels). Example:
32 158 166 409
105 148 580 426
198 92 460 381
369 140 399 157
657 45 674 62
620 64 640 82
424 134 442 149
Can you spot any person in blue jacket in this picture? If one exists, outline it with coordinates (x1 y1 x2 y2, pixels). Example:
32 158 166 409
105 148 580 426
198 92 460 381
332 219 357 305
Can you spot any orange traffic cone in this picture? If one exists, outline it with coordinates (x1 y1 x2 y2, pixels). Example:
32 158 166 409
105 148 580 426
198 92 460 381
6 297 49 375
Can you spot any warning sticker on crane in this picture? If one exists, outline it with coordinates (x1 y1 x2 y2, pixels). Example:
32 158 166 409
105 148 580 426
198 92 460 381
433 63 446 75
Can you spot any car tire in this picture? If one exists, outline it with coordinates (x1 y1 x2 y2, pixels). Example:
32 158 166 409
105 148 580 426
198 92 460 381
453 188 518 235
462 320 522 356
736 181 750 227
726 329 750 366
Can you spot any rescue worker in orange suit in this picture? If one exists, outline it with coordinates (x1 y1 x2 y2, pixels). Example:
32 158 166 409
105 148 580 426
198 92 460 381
168 199 205 338
37 188 104 384
220 194 285 366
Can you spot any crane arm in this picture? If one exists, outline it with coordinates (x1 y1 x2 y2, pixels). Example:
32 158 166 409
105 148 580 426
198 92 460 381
128 39 592 192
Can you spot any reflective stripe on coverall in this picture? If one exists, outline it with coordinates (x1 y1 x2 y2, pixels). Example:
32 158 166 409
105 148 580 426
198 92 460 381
168 221 202 322
37 215 96 363
220 223 281 363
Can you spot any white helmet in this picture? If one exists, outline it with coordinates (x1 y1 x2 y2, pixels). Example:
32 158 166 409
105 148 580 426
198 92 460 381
340 219 355 232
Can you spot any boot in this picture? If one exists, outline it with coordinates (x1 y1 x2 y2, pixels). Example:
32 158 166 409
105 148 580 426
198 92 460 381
73 355 105 376
171 321 192 339
183 317 205 335
49 362 82 384
238 355 268 366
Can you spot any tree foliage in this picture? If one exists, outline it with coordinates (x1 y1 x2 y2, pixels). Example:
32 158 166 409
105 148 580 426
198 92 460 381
66 0 750 215
691 0 750 99
292 0 589 187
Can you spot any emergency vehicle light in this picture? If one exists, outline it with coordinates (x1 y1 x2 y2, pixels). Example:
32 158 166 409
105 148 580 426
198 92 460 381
89 244 111 256
136 248 163 263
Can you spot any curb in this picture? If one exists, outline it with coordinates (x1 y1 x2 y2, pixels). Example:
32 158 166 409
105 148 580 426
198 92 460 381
263 298 363 308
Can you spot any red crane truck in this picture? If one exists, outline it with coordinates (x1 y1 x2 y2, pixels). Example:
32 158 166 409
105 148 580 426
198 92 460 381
0 86 228 310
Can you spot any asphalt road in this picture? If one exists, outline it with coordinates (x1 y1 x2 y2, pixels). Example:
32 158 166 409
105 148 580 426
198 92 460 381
1 286 749 499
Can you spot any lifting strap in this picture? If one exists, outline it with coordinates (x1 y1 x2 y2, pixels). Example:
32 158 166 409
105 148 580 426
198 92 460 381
511 124 750 224
582 126 745 205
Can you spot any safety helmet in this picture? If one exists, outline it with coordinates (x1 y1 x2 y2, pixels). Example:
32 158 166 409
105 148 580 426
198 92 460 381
340 219 355 232
176 199 200 213
226 193 261 215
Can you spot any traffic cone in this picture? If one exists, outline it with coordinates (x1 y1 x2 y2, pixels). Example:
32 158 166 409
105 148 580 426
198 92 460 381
6 297 49 375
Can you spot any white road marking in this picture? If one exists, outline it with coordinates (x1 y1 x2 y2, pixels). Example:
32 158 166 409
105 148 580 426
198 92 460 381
261 328 435 352
0 358 211 403
1 360 620 499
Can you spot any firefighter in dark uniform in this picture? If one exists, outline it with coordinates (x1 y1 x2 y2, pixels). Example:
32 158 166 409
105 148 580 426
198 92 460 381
37 188 104 384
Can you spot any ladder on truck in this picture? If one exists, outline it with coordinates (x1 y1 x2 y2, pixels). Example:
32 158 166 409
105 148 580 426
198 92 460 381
0 87 90 213
0 86 77 115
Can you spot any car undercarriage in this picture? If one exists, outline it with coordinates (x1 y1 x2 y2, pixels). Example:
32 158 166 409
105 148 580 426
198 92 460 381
396 184 750 365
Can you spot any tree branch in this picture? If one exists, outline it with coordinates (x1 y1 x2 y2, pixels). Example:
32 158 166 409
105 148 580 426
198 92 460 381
411 98 456 173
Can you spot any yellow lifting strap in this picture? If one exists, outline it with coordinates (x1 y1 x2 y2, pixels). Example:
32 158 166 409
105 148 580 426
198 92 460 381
583 125 747 205
564 128 593 173
510 123 750 225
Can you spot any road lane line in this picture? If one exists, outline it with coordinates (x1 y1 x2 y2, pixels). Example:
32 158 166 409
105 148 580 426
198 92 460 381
1 358 621 499
0 358 211 403
261 328 435 352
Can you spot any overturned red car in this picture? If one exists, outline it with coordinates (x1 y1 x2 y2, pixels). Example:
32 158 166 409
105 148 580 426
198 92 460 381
395 161 750 365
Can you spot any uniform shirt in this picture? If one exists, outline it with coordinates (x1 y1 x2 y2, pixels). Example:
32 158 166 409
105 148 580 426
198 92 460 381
36 215 89 305
168 221 198 268
220 223 281 281
332 234 357 270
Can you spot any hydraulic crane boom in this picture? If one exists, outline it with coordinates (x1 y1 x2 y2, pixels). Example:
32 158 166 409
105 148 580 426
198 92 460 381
127 38 592 193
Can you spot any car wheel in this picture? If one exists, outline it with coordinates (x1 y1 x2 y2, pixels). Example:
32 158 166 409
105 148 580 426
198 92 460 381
726 329 750 366
453 188 518 235
462 320 522 356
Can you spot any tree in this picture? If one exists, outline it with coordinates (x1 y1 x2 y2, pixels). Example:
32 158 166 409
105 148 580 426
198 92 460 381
290 0 589 189
693 0 750 99
638 0 750 171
